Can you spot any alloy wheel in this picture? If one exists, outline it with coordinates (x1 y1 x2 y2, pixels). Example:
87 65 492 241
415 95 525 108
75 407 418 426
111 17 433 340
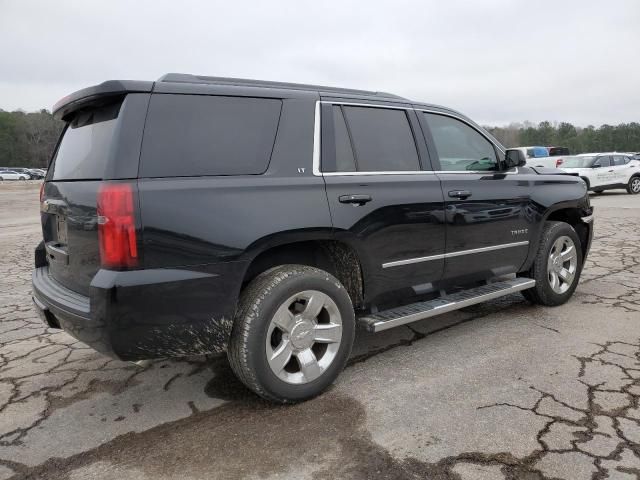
266 290 343 385
547 235 578 294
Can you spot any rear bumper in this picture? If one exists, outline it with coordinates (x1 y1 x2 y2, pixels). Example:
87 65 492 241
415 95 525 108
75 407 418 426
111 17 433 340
32 263 246 361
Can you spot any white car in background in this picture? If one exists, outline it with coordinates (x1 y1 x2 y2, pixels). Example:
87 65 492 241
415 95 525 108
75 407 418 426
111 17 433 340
0 169 30 181
560 153 640 195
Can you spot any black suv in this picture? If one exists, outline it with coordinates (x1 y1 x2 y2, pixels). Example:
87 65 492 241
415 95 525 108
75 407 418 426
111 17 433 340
33 74 593 403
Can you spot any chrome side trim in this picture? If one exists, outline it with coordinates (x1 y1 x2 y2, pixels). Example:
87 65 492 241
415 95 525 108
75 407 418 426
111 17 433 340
382 254 445 269
382 241 530 269
445 241 529 258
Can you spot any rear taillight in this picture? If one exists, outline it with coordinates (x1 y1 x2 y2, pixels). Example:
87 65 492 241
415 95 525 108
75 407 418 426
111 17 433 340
97 183 138 268
39 182 44 203
556 158 564 167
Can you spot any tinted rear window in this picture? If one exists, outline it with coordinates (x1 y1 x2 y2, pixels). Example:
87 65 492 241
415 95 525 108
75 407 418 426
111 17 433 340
341 106 420 172
50 101 121 180
140 95 282 177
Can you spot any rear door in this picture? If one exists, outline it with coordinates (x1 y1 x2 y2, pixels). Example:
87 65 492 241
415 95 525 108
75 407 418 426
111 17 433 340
321 101 445 302
419 111 532 283
41 94 148 295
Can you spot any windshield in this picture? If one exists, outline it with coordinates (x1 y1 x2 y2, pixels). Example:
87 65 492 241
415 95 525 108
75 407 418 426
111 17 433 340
561 156 596 168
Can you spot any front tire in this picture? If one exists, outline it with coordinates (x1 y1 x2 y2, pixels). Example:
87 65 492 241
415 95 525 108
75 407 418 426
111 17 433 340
627 176 640 195
228 265 355 403
521 221 583 306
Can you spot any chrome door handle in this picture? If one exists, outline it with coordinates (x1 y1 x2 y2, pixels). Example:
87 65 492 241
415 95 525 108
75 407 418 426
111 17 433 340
448 190 472 199
339 194 372 206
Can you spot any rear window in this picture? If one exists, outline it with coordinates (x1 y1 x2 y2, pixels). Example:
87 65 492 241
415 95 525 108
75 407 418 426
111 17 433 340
549 147 570 156
140 95 282 177
341 106 420 172
532 146 549 158
50 101 122 180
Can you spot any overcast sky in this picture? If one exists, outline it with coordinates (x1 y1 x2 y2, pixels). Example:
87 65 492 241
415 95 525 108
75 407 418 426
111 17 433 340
1 0 638 126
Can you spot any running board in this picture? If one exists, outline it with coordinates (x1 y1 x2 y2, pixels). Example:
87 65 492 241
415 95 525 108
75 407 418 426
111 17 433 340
358 277 535 333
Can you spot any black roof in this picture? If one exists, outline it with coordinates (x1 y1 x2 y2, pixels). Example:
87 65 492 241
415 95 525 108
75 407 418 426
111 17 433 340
157 73 407 100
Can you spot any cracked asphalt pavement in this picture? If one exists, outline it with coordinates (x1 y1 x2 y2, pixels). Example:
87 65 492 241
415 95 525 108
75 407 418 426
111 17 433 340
1 182 640 480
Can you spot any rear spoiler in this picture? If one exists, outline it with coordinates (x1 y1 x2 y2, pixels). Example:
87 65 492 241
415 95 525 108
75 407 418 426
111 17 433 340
52 80 154 120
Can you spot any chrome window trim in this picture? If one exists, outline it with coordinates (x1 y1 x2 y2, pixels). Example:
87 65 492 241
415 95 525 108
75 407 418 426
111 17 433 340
323 171 436 177
382 241 530 269
312 100 321 176
313 100 432 177
320 100 412 110
434 168 520 175
312 100 511 177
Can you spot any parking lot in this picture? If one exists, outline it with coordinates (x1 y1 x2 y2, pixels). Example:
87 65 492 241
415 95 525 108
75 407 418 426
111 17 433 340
1 182 639 480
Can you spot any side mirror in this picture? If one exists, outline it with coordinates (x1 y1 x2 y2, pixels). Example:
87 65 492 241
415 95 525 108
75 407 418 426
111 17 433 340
504 149 527 169
592 164 601 169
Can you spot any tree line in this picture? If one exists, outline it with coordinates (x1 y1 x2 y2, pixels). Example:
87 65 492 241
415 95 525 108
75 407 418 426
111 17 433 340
0 110 63 168
485 121 640 154
1 109 640 168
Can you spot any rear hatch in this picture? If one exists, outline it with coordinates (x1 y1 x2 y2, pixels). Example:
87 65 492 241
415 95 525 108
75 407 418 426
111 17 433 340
42 90 149 296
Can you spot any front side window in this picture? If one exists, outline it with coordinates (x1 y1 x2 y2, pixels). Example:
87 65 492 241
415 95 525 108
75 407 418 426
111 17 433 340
341 106 420 172
423 113 498 171
594 156 611 168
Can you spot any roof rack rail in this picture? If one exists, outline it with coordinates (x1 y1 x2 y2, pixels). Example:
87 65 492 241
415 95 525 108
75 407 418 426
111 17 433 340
157 73 407 100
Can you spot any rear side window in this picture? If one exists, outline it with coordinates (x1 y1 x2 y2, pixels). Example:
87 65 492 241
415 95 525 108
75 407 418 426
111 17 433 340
612 155 629 166
332 106 356 172
424 113 498 171
50 100 122 180
341 106 420 172
141 95 282 177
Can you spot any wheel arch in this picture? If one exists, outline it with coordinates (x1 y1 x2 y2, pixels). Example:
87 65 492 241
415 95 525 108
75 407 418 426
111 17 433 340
240 234 365 309
522 203 592 272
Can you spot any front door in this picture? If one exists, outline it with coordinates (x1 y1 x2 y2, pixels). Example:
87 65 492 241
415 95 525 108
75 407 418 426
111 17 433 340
419 111 532 283
320 102 446 303
592 155 613 187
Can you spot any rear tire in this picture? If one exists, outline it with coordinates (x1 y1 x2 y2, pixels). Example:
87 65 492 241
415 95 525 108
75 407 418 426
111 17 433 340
521 221 582 306
627 176 640 195
592 189 604 194
228 265 355 403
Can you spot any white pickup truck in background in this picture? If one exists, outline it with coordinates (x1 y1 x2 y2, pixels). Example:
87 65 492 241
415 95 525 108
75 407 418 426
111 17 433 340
514 146 571 168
